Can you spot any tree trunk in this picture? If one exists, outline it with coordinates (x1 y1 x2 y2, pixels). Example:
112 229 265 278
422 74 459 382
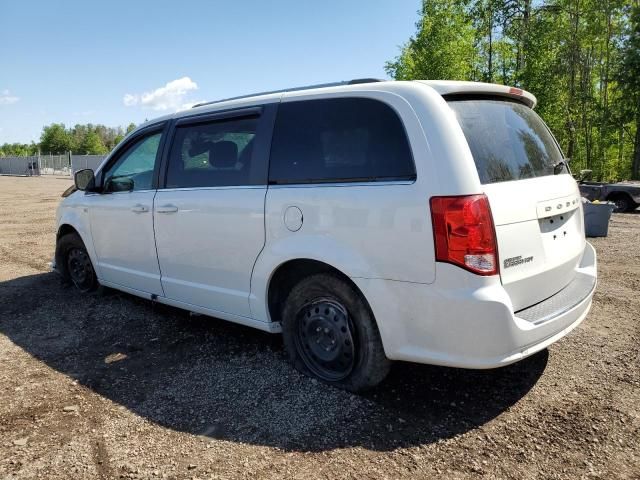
566 1 581 165
599 8 612 180
488 6 494 83
633 112 640 180
502 14 508 84
517 0 531 82
618 123 624 181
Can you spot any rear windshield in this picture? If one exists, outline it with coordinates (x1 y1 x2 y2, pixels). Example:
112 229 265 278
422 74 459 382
447 98 566 184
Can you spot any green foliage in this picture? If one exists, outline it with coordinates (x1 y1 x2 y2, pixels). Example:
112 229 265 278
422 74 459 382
386 0 475 80
40 123 73 155
79 130 108 155
616 3 640 178
1 122 137 157
387 0 640 181
0 142 38 157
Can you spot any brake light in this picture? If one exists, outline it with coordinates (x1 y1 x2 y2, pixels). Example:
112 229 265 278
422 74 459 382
430 194 498 276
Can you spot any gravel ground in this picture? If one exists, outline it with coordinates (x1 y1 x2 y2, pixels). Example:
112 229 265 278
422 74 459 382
0 175 638 479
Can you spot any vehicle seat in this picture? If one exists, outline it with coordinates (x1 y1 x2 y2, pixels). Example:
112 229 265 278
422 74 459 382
209 141 238 169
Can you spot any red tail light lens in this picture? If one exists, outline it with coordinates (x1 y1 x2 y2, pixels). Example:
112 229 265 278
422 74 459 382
430 194 498 276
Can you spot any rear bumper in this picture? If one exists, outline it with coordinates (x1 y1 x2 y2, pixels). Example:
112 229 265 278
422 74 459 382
353 242 597 369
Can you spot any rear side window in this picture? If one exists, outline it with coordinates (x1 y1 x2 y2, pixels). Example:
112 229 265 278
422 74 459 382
448 98 566 184
166 117 258 188
269 97 415 184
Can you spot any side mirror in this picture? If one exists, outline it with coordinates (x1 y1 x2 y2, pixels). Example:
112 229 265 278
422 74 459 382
74 169 95 191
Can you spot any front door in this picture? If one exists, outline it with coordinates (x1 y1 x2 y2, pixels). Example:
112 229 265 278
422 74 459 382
153 108 273 317
87 126 165 296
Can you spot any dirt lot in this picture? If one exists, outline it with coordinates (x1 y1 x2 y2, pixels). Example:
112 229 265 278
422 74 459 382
0 175 638 479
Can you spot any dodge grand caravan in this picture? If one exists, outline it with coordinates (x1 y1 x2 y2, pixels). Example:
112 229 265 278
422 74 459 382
54 79 597 391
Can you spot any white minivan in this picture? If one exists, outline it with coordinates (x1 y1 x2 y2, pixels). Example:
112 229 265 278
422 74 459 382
55 79 597 391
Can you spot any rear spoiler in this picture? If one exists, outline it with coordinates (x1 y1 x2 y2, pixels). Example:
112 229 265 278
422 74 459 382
416 81 537 109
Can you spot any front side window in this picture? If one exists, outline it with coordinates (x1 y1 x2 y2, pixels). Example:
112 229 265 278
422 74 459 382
268 97 416 184
103 132 162 192
166 117 258 188
448 98 566 184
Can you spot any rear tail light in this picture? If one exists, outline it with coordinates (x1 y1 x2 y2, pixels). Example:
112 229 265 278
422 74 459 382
430 194 498 276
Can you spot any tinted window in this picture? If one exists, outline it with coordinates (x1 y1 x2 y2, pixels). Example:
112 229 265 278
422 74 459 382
166 117 258 188
448 99 566 184
269 98 415 184
103 132 162 192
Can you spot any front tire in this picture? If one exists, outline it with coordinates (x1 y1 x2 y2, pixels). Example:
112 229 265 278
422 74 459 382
56 233 98 293
281 273 391 392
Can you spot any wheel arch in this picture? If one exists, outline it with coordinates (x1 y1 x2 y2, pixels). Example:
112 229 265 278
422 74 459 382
55 212 100 278
606 191 636 211
57 223 80 240
55 224 87 277
265 258 374 326
605 191 633 201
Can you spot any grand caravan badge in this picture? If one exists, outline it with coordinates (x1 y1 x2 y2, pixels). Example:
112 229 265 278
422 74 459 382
503 255 534 269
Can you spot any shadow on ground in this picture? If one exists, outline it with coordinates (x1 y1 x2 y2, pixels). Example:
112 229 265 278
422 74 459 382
0 273 547 452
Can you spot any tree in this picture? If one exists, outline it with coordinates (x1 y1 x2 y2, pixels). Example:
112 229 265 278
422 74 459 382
69 124 88 152
0 142 38 157
40 123 73 154
3 122 135 157
79 129 108 155
386 0 637 181
616 3 640 179
385 0 476 80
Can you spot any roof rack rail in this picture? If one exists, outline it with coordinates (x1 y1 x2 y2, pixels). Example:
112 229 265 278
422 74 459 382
192 78 385 108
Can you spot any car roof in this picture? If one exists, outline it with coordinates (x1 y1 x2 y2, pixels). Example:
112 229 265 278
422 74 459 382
132 79 537 134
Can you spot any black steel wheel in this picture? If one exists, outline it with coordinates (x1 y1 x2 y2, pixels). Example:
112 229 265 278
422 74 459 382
281 272 391 392
67 247 95 292
56 233 98 293
611 195 634 213
294 298 356 381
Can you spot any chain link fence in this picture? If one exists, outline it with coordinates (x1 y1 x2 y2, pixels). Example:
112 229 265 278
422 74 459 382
70 155 107 174
0 153 107 177
0 156 40 176
40 154 71 175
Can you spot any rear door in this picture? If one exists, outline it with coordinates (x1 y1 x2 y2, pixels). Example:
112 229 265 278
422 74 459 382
153 105 276 317
448 98 584 311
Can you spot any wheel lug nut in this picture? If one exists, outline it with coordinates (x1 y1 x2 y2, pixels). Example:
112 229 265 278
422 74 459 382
324 328 329 334
316 327 321 332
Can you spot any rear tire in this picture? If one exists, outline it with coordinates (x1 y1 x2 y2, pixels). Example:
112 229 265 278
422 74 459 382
609 194 635 213
56 233 98 293
281 273 391 392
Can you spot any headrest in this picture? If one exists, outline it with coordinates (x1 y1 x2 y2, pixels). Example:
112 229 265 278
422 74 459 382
210 141 238 168
188 140 213 157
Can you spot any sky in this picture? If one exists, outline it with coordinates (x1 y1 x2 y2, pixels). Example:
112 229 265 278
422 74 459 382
0 0 420 144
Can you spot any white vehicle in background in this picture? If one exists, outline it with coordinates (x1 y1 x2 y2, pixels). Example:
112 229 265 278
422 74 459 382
54 79 597 391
